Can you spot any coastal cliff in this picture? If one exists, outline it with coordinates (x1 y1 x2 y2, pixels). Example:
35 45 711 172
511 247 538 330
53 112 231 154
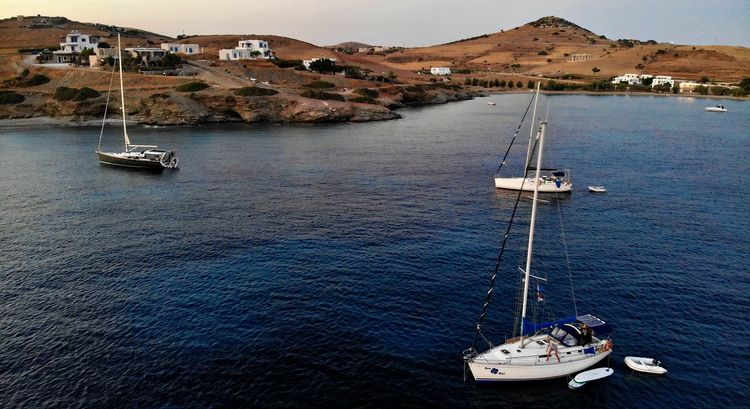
0 85 473 125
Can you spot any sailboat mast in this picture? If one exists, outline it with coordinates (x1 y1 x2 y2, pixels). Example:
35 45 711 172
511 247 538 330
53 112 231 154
523 82 541 171
117 34 130 150
519 121 547 342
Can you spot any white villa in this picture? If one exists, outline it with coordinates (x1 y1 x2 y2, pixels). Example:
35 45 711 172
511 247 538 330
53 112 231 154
219 39 273 61
302 57 337 70
89 47 118 67
679 81 703 93
161 43 202 55
125 47 168 66
611 73 642 85
430 67 451 76
53 30 100 63
651 75 674 88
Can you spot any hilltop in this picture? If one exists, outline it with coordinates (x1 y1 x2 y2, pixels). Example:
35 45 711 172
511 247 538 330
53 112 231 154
361 16 750 82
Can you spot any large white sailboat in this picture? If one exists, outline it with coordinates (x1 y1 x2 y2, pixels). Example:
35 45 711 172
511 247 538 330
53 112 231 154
464 120 612 382
96 34 178 169
494 84 571 193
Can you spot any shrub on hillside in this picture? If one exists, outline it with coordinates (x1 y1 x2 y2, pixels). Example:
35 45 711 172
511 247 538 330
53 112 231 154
354 88 379 98
176 82 209 92
54 86 100 101
300 89 345 101
0 91 25 105
235 87 278 96
75 87 100 100
348 95 377 104
25 74 50 86
271 58 304 69
303 81 335 89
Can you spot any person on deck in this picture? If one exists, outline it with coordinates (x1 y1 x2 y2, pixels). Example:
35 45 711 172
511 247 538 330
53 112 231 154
546 336 560 362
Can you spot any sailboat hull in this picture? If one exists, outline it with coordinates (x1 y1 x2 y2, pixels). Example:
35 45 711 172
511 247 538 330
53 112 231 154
97 151 167 169
494 176 572 193
468 337 612 382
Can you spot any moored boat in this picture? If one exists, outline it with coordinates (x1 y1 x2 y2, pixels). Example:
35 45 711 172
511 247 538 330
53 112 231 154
704 105 727 112
96 34 178 169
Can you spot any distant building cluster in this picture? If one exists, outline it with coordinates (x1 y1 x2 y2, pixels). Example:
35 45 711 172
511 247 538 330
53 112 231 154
570 54 591 61
161 43 202 55
611 73 740 93
358 46 395 53
611 73 674 88
430 67 451 76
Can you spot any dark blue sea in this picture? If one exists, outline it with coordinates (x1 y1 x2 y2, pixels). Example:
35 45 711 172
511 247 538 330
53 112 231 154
1 95 748 408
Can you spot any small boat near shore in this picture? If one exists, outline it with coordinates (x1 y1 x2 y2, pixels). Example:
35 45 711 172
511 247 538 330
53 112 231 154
704 105 727 112
568 367 614 389
487 101 496 106
624 356 667 374
588 186 607 193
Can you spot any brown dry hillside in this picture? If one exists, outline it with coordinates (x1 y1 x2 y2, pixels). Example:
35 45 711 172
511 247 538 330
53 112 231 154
360 16 750 82
0 16 171 50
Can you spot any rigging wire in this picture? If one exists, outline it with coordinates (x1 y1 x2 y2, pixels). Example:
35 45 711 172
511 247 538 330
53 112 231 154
493 92 537 175
97 62 117 151
556 195 578 316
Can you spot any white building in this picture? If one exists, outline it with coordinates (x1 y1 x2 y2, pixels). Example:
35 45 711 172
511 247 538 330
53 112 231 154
651 75 674 88
161 43 202 55
53 30 100 63
302 57 337 70
89 47 118 67
611 73 641 85
125 47 168 66
219 39 273 61
570 54 591 61
430 67 451 76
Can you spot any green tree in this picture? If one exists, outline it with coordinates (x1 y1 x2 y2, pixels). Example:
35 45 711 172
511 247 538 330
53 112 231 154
739 77 750 91
592 67 600 73
508 80 514 88
527 80 534 89
97 41 111 49
471 78 479 86
642 77 653 86
250 51 261 58
494 79 500 87
694 85 708 95
464 78 472 85
699 76 709 84
499 80 507 87
308 58 342 74
516 81 523 88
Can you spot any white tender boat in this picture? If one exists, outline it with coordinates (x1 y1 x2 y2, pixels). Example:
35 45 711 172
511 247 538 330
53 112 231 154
568 367 614 389
464 119 613 382
487 101 497 106
704 105 727 112
96 34 178 170
624 356 667 374
588 186 607 193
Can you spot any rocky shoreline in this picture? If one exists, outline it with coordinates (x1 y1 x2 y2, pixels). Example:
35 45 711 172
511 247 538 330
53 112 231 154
0 85 475 126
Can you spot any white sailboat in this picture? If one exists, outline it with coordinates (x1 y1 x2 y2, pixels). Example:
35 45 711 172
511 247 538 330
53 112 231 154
494 83 571 193
464 120 612 382
96 34 178 169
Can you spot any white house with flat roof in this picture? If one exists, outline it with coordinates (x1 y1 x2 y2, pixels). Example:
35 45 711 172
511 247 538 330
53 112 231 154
161 43 202 55
611 73 641 85
219 39 273 60
52 30 100 63
430 67 451 75
651 75 674 88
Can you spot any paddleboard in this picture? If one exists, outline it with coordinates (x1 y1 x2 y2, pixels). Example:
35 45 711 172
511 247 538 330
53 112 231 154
568 367 614 389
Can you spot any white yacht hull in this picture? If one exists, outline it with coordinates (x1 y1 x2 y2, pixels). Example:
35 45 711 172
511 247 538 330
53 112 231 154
468 336 612 382
495 176 572 193
704 107 727 112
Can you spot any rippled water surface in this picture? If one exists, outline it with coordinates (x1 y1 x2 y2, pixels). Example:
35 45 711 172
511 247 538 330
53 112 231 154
1 95 748 408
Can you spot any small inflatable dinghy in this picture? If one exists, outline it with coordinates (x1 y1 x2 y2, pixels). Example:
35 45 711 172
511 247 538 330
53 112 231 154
624 356 667 374
568 367 614 389
588 186 607 193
